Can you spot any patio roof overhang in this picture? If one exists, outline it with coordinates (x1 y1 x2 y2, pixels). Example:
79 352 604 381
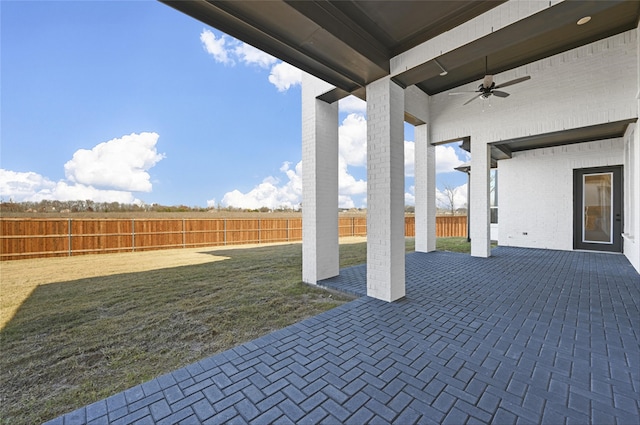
160 0 640 152
161 1 639 92
454 119 637 163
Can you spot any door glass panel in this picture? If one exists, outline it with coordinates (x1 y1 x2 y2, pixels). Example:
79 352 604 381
582 173 613 244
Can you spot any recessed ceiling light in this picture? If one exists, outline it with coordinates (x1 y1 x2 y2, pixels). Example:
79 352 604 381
577 16 591 25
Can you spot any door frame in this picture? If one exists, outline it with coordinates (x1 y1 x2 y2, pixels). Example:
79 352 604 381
573 166 623 252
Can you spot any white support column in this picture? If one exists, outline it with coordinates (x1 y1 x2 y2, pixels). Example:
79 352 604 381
624 20 640 273
414 124 436 252
470 137 491 257
405 85 435 253
302 74 339 284
366 77 405 302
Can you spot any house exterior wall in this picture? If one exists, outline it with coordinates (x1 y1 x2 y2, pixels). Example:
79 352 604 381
425 29 638 271
429 30 637 144
624 123 640 272
498 139 625 251
622 15 640 270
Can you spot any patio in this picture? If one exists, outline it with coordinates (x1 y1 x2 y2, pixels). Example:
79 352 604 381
48 247 639 424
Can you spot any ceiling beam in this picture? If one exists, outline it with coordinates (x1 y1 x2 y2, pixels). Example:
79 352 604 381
283 0 390 71
160 0 369 92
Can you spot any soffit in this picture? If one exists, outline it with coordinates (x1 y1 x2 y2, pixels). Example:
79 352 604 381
406 0 640 95
491 119 636 156
161 1 639 97
160 0 503 93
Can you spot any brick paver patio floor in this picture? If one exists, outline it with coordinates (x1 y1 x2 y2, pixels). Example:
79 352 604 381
48 247 639 424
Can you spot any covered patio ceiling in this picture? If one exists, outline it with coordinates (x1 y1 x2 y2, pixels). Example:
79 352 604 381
161 0 640 151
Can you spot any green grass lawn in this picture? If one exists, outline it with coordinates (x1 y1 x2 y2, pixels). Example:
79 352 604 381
0 237 471 424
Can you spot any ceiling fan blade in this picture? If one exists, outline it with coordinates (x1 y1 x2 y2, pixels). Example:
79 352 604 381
494 75 531 89
463 94 481 105
492 90 510 98
482 74 493 89
449 91 478 95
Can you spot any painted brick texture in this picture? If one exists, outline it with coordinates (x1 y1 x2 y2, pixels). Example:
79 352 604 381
499 139 625 251
623 123 640 272
301 74 339 283
366 77 405 301
414 124 436 253
470 139 492 257
405 86 436 254
429 30 638 145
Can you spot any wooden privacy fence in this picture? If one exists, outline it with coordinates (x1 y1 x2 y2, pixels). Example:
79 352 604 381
0 216 467 260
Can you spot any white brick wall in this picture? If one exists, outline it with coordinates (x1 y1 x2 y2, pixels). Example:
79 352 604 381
622 18 640 272
302 73 339 284
405 85 436 253
430 30 638 144
623 123 639 271
470 138 491 257
499 139 625 251
366 77 406 301
414 124 436 253
423 29 638 268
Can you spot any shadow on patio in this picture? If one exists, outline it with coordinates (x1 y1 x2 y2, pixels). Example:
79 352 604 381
49 247 639 424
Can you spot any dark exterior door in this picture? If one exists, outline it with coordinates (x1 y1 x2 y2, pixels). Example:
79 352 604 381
573 166 623 252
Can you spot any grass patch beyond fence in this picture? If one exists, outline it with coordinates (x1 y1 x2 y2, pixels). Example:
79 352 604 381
0 237 470 424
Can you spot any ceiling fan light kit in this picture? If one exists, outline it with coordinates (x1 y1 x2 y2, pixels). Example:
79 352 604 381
577 16 591 25
448 56 532 106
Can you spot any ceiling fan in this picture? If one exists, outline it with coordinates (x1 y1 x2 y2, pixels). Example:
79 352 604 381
450 58 531 105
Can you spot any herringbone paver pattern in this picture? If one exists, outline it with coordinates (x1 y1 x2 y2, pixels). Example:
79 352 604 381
48 247 639 424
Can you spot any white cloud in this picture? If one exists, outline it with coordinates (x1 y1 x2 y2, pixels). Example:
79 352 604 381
64 132 165 192
339 96 366 114
200 29 234 65
221 161 302 210
218 114 472 210
0 169 140 204
436 183 468 211
338 157 366 196
268 62 303 92
200 29 302 92
0 169 56 201
405 144 465 176
339 113 367 167
338 195 356 209
1 132 163 204
220 113 370 209
436 145 465 173
234 43 277 68
405 185 415 205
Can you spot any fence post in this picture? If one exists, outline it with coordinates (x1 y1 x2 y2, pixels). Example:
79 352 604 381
224 219 227 246
258 219 261 244
68 218 72 257
287 219 289 242
182 219 186 248
132 219 135 252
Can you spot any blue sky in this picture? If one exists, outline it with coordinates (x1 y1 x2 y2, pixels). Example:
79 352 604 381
1 0 469 209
